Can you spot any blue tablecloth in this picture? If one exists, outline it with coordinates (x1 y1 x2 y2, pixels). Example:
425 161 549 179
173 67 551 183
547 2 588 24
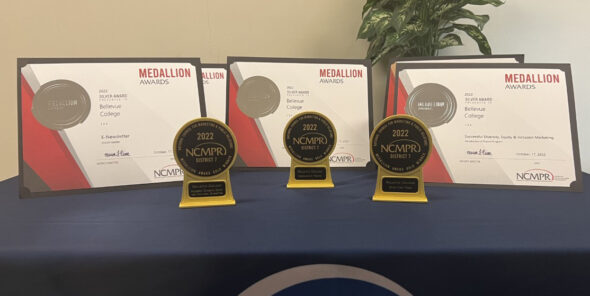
0 170 589 295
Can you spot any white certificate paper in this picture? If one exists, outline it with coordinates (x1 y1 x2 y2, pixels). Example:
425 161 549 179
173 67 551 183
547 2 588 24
394 63 582 191
385 55 524 118
202 65 227 123
19 59 205 196
227 57 372 168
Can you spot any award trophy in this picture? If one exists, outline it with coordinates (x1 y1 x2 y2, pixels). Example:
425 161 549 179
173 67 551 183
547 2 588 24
173 118 237 208
370 115 432 203
283 111 336 188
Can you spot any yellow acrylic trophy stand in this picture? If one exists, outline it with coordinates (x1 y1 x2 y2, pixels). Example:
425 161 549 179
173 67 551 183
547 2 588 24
173 118 238 208
370 115 432 203
283 111 337 189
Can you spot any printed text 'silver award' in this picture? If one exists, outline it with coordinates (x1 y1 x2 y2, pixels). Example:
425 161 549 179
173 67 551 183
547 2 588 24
371 115 432 202
173 118 237 208
284 112 336 188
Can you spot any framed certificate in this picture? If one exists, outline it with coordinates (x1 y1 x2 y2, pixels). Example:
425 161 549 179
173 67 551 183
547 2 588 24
394 63 582 191
18 58 206 197
384 55 524 118
227 57 373 168
202 64 227 123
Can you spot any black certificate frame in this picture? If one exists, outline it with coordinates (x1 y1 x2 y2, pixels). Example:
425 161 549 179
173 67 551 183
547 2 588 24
393 62 583 192
226 56 374 170
17 57 206 198
384 54 525 120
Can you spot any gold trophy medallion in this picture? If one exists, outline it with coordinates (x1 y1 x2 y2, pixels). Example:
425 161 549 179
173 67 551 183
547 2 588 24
283 111 336 188
370 115 432 203
173 118 237 208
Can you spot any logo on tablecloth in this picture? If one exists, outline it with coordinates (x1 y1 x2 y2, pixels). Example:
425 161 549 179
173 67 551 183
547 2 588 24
240 264 412 296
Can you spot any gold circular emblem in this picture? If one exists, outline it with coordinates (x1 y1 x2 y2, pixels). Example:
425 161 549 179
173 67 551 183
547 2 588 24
173 118 237 178
370 115 432 174
283 111 336 163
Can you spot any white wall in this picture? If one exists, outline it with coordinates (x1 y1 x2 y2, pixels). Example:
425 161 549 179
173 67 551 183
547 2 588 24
440 0 589 172
0 0 587 181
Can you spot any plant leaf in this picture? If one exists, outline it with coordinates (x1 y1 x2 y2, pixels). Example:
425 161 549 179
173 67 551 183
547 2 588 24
368 21 427 62
450 8 490 29
362 0 378 16
366 34 386 59
363 0 395 16
436 33 463 49
368 23 418 64
462 0 504 7
391 0 417 31
399 22 428 38
370 45 394 64
453 24 492 54
433 3 462 20
357 9 394 40
375 22 425 58
360 0 501 63
367 32 402 61
438 26 455 36
371 46 406 65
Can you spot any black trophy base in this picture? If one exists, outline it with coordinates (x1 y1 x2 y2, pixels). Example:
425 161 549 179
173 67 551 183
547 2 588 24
294 167 327 180
179 172 236 208
188 181 226 197
381 177 419 193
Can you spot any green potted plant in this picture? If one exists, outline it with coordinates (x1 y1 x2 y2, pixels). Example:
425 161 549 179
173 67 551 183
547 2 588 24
358 0 505 64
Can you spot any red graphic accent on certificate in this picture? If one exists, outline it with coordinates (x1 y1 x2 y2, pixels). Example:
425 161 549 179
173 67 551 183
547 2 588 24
21 75 91 190
422 147 452 183
228 73 276 167
386 70 395 117
397 79 452 183
395 78 408 115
